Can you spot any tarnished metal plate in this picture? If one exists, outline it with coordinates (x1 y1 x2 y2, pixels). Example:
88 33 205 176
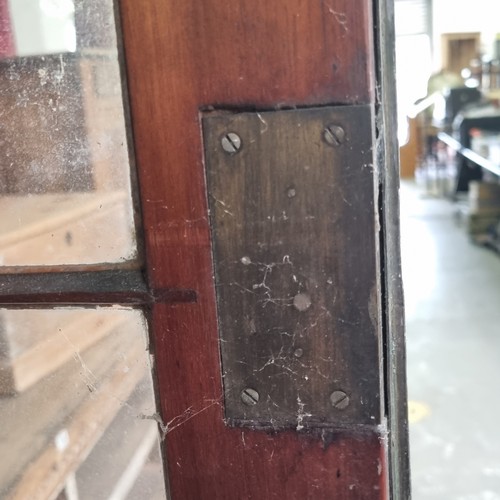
203 105 382 429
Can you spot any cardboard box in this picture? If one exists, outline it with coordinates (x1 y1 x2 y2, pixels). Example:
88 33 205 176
469 181 500 214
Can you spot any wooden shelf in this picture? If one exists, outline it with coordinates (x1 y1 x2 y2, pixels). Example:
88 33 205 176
0 319 159 500
0 191 134 267
0 309 126 394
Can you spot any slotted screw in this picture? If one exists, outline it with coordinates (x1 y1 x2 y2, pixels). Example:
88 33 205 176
330 390 349 410
323 124 346 147
221 132 242 154
241 388 259 406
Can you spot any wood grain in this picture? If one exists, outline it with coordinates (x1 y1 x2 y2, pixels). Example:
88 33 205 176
120 0 375 292
119 0 388 497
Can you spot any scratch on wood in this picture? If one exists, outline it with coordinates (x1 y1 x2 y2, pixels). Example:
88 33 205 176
212 197 234 216
256 112 269 133
324 2 348 32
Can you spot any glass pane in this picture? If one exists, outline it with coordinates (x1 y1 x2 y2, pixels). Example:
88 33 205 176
0 308 167 499
0 0 137 267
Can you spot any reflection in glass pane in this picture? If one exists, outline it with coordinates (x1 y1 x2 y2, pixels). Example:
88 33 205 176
0 308 166 500
0 0 137 267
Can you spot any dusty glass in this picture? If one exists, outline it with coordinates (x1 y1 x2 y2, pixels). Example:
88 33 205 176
0 307 166 500
0 0 137 267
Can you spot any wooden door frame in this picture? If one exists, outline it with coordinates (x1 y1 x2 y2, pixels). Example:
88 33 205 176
118 0 410 497
374 0 411 496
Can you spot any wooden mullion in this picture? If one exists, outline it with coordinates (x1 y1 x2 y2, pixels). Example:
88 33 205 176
374 0 411 496
0 270 195 307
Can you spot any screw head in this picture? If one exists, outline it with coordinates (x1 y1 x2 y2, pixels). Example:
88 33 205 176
241 388 259 406
221 132 242 154
323 124 346 147
330 390 349 409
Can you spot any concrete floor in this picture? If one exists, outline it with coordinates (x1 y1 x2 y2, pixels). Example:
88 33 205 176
400 181 500 499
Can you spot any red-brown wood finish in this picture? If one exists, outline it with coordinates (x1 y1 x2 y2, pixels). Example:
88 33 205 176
0 0 15 58
120 1 386 498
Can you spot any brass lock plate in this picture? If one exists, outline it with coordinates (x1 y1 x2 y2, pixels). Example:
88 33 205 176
203 105 382 430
